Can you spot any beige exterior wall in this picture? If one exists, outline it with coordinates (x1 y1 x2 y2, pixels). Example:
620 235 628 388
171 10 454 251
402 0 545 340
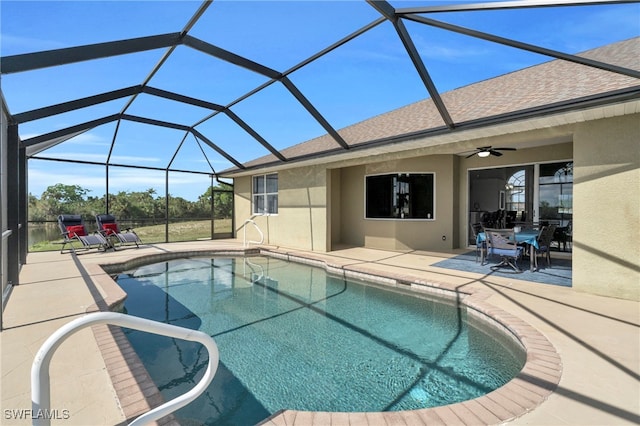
338 155 458 251
232 113 639 300
234 165 329 251
573 114 639 300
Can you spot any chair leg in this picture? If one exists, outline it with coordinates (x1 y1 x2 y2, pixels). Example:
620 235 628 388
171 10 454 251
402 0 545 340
508 257 522 273
490 256 522 273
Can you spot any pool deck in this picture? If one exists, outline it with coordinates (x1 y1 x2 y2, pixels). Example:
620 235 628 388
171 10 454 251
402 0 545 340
1 240 638 425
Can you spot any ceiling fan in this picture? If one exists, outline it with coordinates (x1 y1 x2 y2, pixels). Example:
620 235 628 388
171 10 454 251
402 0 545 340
466 146 517 158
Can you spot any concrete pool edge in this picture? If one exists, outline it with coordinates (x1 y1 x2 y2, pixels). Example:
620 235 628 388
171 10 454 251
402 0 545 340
90 247 562 425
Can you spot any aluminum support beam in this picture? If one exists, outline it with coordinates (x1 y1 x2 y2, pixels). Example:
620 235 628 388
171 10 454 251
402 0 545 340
12 86 142 124
183 33 348 156
403 14 640 79
139 88 286 162
191 129 246 170
20 112 245 171
121 114 191 132
183 36 282 79
18 145 27 266
223 110 287 162
31 154 219 175
367 0 455 129
6 125 19 286
21 115 120 148
121 115 245 169
1 33 182 74
142 87 225 111
14 85 224 123
396 0 631 14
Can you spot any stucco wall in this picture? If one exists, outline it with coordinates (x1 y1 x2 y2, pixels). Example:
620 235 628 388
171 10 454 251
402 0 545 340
339 155 457 251
234 165 329 251
573 114 640 301
232 114 639 301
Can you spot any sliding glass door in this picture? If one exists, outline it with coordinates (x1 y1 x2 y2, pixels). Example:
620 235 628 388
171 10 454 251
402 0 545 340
468 161 573 247
538 162 573 228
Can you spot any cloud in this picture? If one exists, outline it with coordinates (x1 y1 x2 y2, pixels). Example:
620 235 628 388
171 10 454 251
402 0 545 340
64 133 111 147
412 36 492 61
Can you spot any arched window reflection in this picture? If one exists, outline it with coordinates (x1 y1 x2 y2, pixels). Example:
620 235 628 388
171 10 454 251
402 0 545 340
505 169 526 213
553 162 573 183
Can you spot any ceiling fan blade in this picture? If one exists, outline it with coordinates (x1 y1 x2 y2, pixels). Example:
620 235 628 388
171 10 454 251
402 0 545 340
465 153 477 158
490 150 503 156
494 147 517 151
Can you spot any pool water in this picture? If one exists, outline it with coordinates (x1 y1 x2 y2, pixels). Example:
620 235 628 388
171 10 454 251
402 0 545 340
116 256 525 425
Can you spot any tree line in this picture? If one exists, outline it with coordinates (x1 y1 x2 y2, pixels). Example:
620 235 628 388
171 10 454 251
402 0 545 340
28 183 233 223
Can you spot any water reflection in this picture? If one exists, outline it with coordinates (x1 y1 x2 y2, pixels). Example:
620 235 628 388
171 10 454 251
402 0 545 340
117 257 524 424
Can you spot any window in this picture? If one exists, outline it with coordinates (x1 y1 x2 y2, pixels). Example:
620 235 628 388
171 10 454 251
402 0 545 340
539 162 572 226
253 173 278 214
505 169 526 213
366 173 434 219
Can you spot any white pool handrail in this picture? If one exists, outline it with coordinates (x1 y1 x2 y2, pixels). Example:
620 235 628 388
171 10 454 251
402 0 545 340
31 312 219 426
243 218 264 247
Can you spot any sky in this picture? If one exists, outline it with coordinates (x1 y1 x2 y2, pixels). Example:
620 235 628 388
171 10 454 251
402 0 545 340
1 0 639 201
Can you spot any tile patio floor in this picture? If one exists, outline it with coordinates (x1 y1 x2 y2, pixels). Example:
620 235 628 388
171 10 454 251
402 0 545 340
1 240 638 425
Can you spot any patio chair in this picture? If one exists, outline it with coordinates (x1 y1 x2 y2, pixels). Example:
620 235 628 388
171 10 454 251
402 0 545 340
554 220 572 251
95 214 142 248
535 224 557 269
58 214 111 254
484 228 524 273
470 222 486 263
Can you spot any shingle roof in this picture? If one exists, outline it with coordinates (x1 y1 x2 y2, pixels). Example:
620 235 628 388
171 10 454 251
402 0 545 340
233 37 639 172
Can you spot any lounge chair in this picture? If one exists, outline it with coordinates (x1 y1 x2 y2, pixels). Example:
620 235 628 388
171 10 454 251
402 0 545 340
484 228 524 273
95 214 142 248
58 214 111 254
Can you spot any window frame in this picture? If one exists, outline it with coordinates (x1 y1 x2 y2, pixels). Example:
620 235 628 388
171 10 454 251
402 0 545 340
252 173 278 215
364 172 436 220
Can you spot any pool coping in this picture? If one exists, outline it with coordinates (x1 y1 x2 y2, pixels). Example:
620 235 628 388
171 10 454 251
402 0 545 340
88 247 562 425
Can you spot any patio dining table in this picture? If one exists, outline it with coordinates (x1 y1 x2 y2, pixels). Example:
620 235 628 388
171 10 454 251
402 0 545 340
477 229 539 271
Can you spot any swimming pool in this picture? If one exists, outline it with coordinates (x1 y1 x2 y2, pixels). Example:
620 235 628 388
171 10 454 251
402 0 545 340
116 255 525 425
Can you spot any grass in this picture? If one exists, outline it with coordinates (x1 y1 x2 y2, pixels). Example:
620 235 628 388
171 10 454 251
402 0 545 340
29 219 233 252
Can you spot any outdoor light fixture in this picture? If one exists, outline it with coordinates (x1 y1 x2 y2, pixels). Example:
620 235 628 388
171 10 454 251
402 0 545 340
477 151 491 158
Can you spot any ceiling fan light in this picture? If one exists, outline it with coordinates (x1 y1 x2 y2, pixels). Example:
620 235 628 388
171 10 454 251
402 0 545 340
477 151 491 158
